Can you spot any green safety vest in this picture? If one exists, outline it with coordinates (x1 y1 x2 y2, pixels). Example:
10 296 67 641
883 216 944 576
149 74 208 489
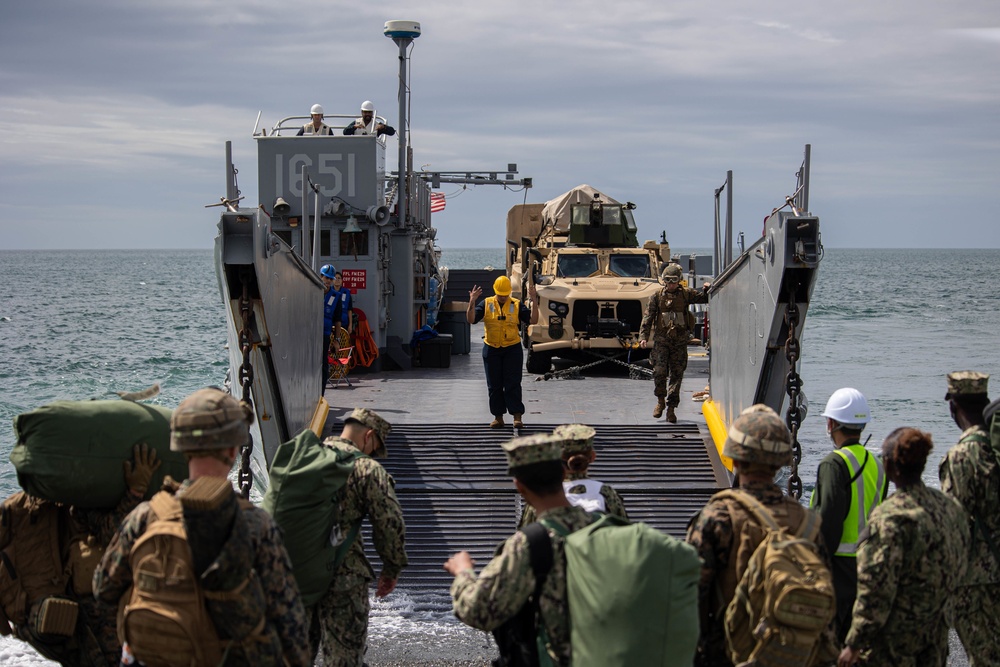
825 444 887 557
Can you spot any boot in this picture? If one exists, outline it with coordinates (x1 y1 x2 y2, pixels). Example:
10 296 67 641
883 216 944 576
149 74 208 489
653 398 665 419
666 406 677 423
513 414 524 428
490 416 504 428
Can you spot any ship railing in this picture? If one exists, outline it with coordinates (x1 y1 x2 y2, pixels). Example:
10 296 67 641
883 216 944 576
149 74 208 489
258 114 390 146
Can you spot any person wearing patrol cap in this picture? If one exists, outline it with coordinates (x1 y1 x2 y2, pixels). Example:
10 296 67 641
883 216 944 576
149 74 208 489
518 424 628 527
638 263 711 423
297 103 334 136
444 434 601 666
467 275 539 428
686 405 832 667
939 371 1000 665
315 407 406 666
94 387 311 667
343 100 396 137
809 388 888 642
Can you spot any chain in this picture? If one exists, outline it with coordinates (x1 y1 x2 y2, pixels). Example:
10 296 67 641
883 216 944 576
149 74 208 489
784 282 804 499
533 345 653 382
237 270 255 499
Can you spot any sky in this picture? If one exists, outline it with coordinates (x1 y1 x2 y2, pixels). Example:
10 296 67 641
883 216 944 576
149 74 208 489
1 1 998 250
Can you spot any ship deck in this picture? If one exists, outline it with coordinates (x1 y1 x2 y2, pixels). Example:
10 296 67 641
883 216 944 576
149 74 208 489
320 322 730 592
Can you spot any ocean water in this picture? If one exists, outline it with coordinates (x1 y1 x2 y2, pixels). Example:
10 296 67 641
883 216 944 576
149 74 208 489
1 246 997 664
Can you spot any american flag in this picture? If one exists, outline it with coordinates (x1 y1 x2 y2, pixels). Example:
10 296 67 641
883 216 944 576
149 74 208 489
430 191 446 213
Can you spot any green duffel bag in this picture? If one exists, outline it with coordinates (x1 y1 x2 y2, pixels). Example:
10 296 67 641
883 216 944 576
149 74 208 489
10 400 189 509
262 429 363 608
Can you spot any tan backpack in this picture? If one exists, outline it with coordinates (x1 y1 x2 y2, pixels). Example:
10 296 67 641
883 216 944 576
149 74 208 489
718 490 835 667
0 493 73 635
121 490 228 667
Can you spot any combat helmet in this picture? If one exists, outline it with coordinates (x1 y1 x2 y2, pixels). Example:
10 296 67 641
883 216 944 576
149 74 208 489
722 404 792 467
661 263 683 284
170 387 253 452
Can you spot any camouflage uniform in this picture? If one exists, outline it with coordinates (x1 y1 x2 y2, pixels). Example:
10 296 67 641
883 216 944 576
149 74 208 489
639 276 708 410
686 479 826 667
93 479 311 666
519 424 628 527
938 371 1000 666
844 482 969 666
450 433 600 667
94 387 310 667
318 434 407 667
453 504 596 667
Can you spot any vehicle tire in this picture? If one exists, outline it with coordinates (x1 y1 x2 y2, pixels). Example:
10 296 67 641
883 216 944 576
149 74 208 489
526 349 552 374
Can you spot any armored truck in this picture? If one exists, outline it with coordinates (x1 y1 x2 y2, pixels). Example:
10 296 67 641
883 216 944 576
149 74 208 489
507 185 672 374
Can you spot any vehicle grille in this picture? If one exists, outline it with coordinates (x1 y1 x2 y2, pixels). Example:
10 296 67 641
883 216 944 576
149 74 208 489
571 299 644 334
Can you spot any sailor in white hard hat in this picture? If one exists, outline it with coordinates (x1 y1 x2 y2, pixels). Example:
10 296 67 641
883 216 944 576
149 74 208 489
809 387 888 642
297 103 334 136
343 100 396 137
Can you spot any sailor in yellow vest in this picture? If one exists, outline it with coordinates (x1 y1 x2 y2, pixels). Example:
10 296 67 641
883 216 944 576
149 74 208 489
467 275 539 428
809 387 888 643
297 103 334 136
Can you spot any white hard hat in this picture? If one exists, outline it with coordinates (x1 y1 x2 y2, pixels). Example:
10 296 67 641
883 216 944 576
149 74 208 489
821 388 871 426
360 100 375 112
310 104 324 115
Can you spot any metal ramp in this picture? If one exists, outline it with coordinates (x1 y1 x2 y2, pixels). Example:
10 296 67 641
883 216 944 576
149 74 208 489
361 422 729 593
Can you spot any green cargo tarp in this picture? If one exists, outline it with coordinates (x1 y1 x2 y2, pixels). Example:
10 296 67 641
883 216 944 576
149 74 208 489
262 429 361 608
10 400 189 509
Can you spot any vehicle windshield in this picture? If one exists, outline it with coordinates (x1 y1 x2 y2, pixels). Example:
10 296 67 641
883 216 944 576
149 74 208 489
609 254 651 277
557 254 599 278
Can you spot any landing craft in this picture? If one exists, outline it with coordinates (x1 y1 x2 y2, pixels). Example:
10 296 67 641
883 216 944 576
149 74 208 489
213 19 822 591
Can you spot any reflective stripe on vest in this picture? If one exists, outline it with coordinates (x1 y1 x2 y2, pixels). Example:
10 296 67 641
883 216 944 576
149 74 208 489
832 444 886 556
482 296 521 348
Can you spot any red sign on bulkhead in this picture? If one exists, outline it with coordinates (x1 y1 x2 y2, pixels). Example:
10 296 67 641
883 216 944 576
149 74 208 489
342 269 366 292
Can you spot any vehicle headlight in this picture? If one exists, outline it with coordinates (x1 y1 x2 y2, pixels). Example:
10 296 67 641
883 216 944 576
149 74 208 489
548 301 569 317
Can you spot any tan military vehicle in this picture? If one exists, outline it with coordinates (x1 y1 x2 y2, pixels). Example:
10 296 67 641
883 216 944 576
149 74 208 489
507 185 671 374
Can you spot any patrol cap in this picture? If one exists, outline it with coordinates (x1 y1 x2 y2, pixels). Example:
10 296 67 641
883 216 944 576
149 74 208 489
945 371 989 400
344 407 391 457
502 433 563 474
493 275 512 297
170 387 252 452
722 404 792 467
553 424 596 455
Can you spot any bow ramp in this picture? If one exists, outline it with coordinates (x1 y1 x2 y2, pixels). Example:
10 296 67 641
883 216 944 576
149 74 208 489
359 422 726 593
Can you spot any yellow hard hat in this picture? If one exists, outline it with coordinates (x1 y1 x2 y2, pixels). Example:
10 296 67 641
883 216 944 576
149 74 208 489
493 275 512 296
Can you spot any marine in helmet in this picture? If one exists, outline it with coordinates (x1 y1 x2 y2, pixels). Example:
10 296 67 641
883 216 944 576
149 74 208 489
297 103 335 136
467 275 539 428
321 263 342 392
686 405 830 667
343 100 396 137
638 263 710 422
94 387 311 667
808 387 887 643
938 371 1000 665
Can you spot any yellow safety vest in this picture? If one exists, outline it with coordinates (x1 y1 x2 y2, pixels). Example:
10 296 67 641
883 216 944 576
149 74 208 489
819 443 887 557
482 296 521 348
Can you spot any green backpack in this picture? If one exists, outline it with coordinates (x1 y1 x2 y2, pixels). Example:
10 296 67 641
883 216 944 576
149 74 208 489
262 430 363 608
544 514 700 667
